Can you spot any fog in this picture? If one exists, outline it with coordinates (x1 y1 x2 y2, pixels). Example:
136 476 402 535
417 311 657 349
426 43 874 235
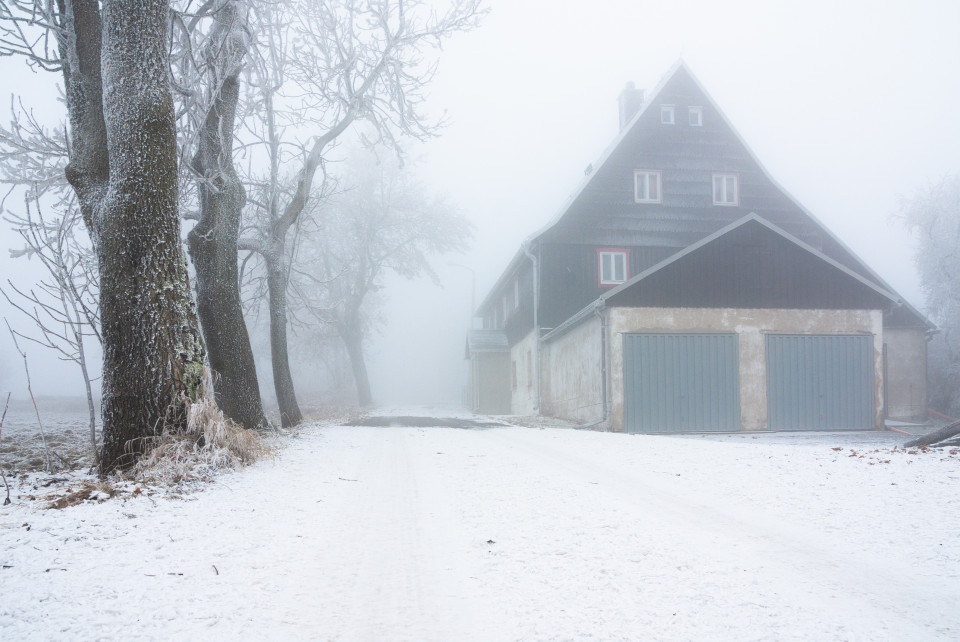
1 0 959 407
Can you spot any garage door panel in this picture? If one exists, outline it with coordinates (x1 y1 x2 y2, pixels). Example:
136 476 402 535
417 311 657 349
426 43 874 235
767 334 874 430
624 333 740 433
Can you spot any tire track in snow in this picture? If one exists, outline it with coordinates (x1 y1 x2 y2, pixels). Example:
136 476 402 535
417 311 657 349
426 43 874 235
301 427 492 640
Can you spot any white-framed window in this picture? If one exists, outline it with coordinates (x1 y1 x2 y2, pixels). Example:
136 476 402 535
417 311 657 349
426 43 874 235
689 106 703 126
598 249 629 286
634 170 662 203
713 173 740 206
512 278 520 310
660 104 675 124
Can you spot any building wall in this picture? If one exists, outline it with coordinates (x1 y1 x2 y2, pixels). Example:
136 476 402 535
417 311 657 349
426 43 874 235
540 316 604 424
509 330 539 415
472 352 510 415
884 327 928 421
538 242 676 330
606 307 885 431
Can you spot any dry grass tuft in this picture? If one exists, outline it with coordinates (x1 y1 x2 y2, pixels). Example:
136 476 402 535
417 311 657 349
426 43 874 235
131 376 273 484
46 480 114 509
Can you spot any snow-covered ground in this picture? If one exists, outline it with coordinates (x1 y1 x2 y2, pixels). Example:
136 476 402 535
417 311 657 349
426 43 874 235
1 416 958 641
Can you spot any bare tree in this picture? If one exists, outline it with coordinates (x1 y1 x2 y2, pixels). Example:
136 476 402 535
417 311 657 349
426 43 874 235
2 1 269 432
0 18 99 467
0 392 11 503
237 0 484 425
5 319 54 471
900 174 960 416
295 149 472 406
1 0 207 472
2 199 101 466
0 98 71 204
175 0 270 430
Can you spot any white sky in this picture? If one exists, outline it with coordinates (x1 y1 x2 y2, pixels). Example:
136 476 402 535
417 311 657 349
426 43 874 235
2 0 959 404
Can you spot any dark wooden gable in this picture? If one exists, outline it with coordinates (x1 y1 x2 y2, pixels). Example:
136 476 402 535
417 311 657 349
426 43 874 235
539 63 874 282
604 217 895 312
477 62 931 341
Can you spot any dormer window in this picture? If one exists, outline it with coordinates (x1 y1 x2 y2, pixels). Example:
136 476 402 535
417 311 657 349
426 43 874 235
598 249 629 286
689 106 703 126
660 104 675 125
713 173 740 206
634 170 662 203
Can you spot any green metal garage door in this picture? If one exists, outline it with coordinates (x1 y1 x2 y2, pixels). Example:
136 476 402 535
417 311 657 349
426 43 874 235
766 334 875 430
623 333 740 433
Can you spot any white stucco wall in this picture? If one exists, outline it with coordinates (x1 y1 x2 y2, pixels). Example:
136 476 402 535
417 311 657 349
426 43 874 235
884 327 928 421
540 316 604 424
606 307 885 432
509 330 539 415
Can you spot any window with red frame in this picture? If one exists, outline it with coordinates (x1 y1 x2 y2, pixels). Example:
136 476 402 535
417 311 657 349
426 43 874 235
598 250 628 286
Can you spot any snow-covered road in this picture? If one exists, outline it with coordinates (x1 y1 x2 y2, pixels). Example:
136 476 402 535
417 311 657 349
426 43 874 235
2 421 958 640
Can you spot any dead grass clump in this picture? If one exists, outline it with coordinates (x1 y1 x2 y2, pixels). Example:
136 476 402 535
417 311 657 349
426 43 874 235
46 481 115 509
131 387 272 484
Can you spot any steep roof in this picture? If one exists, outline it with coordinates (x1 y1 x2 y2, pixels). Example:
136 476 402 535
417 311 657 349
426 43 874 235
537 62 880 272
479 61 928 328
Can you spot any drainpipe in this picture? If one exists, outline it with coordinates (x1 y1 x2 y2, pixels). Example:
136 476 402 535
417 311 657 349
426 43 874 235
522 240 541 414
577 301 608 430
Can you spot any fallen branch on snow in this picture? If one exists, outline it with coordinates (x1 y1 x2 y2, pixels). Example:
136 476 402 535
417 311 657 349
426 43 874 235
903 420 960 448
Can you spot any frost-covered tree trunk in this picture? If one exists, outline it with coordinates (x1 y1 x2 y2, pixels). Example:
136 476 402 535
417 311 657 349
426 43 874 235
187 0 268 431
264 241 303 426
60 0 205 472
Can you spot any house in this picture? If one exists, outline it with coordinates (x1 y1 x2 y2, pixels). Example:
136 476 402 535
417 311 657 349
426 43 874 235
466 61 931 433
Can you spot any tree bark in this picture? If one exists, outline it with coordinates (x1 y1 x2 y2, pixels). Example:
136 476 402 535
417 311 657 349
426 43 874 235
340 323 372 407
187 1 269 431
61 0 206 472
265 248 302 426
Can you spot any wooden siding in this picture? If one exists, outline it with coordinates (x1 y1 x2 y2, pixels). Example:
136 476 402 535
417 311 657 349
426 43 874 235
504 264 535 344
605 221 894 311
539 242 674 331
540 65 868 281
483 261 536 344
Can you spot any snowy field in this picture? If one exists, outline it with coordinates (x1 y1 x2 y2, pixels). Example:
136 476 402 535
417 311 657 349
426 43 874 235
1 414 958 641
1 400 96 473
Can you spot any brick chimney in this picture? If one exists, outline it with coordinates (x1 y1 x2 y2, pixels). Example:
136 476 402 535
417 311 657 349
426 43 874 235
618 82 645 131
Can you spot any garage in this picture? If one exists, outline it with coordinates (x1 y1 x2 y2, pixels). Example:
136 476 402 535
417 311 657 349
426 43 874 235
623 333 740 433
766 334 875 430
